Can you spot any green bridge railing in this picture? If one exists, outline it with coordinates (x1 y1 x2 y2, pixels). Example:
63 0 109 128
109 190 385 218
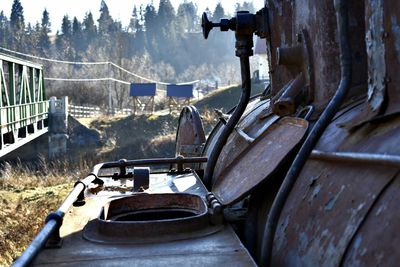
0 53 48 154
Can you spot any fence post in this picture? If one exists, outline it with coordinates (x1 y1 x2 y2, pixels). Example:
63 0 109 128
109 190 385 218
48 96 68 159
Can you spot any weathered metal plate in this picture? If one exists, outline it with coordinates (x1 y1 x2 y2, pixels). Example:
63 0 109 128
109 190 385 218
341 173 400 266
175 105 205 157
206 99 275 185
271 102 400 266
212 117 308 206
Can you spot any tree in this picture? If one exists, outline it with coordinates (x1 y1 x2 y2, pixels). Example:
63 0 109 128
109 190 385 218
128 5 140 33
157 0 175 28
0 11 9 47
82 12 97 48
98 0 113 36
177 2 197 33
71 17 83 53
9 0 25 50
38 9 51 54
212 3 225 21
55 15 73 58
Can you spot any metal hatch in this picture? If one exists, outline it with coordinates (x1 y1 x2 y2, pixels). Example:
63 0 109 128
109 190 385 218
211 117 309 206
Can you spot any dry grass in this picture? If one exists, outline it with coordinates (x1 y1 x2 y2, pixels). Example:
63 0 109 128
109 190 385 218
0 158 93 266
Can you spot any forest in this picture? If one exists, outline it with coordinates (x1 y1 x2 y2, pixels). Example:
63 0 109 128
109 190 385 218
0 0 256 108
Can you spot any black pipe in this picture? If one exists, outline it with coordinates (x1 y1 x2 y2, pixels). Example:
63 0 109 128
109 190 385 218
101 156 208 169
203 55 252 188
12 165 102 267
259 0 352 265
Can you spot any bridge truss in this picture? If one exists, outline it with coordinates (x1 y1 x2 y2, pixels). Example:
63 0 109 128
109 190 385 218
0 53 48 158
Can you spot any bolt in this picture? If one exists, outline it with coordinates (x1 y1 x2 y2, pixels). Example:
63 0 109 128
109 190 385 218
382 31 389 39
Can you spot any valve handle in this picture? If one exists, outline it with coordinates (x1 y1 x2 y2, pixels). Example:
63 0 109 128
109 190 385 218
201 12 213 39
202 12 237 40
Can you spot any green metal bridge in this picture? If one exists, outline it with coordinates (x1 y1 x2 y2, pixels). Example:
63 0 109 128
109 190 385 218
0 53 49 158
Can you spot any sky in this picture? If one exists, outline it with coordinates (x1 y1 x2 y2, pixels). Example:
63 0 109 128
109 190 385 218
1 0 264 34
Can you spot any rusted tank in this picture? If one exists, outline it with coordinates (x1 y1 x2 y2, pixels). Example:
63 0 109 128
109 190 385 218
14 0 400 266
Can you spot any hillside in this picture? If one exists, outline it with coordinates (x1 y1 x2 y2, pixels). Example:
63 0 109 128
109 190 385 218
84 82 266 161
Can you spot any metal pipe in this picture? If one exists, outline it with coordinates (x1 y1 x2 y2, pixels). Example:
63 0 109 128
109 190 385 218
13 173 99 267
260 0 352 265
311 150 400 167
101 156 208 169
272 73 305 116
203 55 252 188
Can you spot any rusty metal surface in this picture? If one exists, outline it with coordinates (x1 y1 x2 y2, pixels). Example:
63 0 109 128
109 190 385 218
355 0 400 119
175 105 205 158
200 97 268 171
383 0 400 116
83 193 222 244
265 1 294 98
266 0 367 115
341 173 400 266
203 98 277 185
213 117 308 206
271 101 400 266
33 171 256 266
338 0 400 127
35 223 255 266
90 171 208 198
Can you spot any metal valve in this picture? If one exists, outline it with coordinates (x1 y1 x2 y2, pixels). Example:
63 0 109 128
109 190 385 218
201 12 235 39
201 8 269 40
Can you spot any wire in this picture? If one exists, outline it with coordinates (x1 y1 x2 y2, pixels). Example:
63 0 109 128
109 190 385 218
45 77 131 85
0 47 108 65
0 46 199 85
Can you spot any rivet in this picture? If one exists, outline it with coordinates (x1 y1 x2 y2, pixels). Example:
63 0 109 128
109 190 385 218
382 31 389 39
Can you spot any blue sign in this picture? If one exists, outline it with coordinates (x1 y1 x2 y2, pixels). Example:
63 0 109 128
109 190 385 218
130 83 156 96
167 84 193 98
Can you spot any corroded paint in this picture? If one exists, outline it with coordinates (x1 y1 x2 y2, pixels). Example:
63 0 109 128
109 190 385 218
271 100 400 266
366 0 386 113
342 173 400 266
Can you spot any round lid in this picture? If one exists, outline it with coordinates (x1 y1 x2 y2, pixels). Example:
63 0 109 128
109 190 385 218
212 117 309 206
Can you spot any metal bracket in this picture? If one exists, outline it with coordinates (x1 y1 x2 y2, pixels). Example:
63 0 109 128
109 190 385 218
44 211 64 248
133 167 150 192
206 193 223 225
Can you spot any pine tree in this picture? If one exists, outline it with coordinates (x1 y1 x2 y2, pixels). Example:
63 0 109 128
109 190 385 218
129 5 139 33
158 0 175 27
177 2 197 33
38 9 51 55
82 12 97 49
98 0 113 36
71 17 83 53
9 0 25 50
212 3 225 21
55 15 73 58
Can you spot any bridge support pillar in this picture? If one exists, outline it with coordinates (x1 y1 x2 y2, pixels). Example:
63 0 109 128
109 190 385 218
48 96 69 159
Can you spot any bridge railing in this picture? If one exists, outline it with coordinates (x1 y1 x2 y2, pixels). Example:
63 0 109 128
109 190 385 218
0 101 49 131
68 105 101 118
68 104 133 118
